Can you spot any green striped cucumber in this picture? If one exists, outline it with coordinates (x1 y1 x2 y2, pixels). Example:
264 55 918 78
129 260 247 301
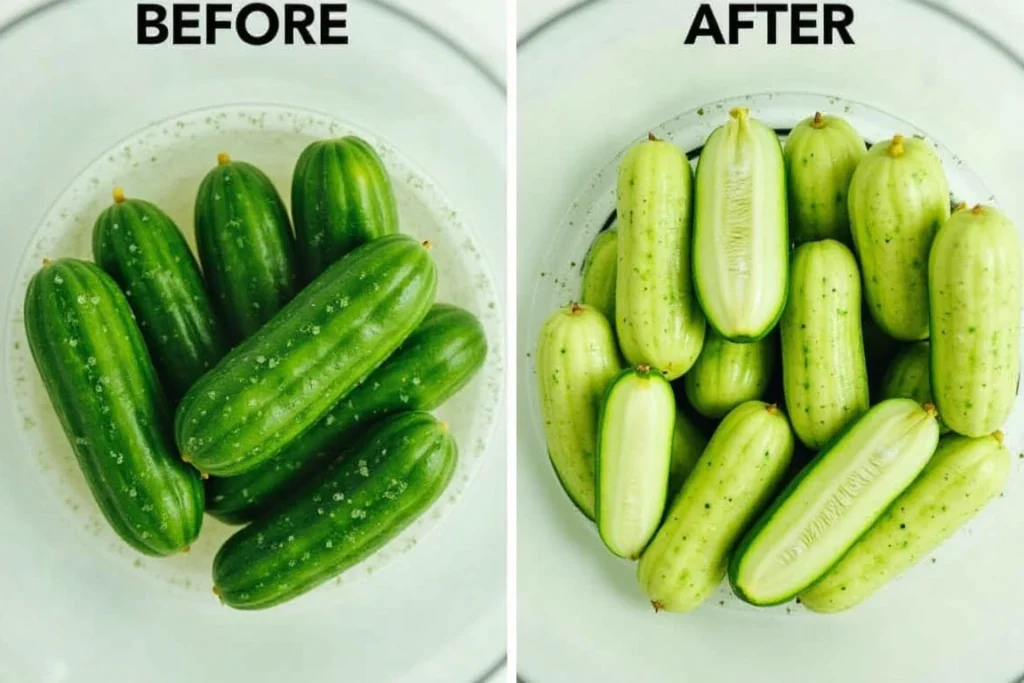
93 187 227 402
684 329 774 419
848 134 950 341
206 303 486 523
213 411 455 610
291 136 399 282
783 112 867 245
669 406 708 496
730 399 939 606
195 153 300 342
175 235 436 477
930 204 1023 437
693 108 788 341
24 259 203 556
616 136 705 379
536 303 622 519
637 401 793 612
781 240 870 449
801 431 1009 613
596 365 674 559
580 228 617 322
880 342 948 433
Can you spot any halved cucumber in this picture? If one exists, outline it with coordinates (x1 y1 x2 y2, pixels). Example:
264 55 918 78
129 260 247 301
580 228 617 323
729 398 939 606
596 365 675 559
684 328 774 419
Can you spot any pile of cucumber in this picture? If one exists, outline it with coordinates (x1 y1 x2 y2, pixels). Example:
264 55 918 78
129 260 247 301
25 137 487 610
536 108 1022 614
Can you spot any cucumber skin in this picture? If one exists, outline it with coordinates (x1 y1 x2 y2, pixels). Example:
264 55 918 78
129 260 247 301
693 108 789 341
195 158 300 342
781 240 870 449
669 406 708 497
175 235 436 477
637 401 793 613
801 433 1009 613
536 304 622 519
929 205 1023 437
93 196 228 402
580 228 617 322
616 139 705 379
291 137 399 283
213 412 456 610
205 303 486 523
783 113 866 245
881 342 948 434
684 329 774 419
848 135 950 341
24 259 204 556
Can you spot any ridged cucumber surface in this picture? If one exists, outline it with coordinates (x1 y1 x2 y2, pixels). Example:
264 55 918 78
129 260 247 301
669 406 708 496
580 228 617 322
684 329 774 419
880 342 947 433
693 108 788 341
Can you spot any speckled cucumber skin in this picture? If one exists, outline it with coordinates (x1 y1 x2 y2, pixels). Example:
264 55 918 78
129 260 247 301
781 240 870 449
175 235 436 477
24 259 203 556
616 138 705 379
684 329 774 419
195 155 300 343
93 191 227 402
213 412 456 610
848 135 950 341
669 407 708 497
637 401 793 612
930 205 1023 437
580 228 618 322
880 342 948 433
801 432 1009 613
205 303 486 524
783 112 867 245
291 136 399 282
693 108 788 341
536 304 622 519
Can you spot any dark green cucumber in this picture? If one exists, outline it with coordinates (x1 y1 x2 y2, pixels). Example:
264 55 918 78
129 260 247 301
195 153 300 342
213 411 456 610
93 187 227 402
206 303 486 523
24 259 204 556
175 235 437 477
291 136 399 282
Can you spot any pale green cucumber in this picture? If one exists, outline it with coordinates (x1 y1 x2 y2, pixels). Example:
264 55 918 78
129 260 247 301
781 240 870 449
684 329 774 419
729 399 940 606
616 136 705 379
669 406 708 496
848 134 950 340
596 365 675 559
637 401 793 612
784 112 867 245
880 342 948 434
580 228 617 322
930 204 1023 437
693 108 788 341
536 303 622 518
801 432 1009 613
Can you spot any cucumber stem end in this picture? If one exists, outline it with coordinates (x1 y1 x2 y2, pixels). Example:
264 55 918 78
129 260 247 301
954 202 968 213
766 403 779 415
569 302 584 316
812 112 825 129
217 152 231 166
971 204 984 215
923 402 937 417
112 186 126 204
647 132 660 142
994 430 1005 444
889 135 905 158
651 600 664 613
421 240 433 251
729 107 749 123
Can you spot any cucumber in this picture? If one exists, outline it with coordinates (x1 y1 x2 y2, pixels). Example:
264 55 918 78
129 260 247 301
291 136 399 282
684 329 774 419
212 411 455 610
637 401 793 612
536 303 622 519
729 398 940 606
862 309 903 392
669 406 708 496
205 303 486 523
880 342 948 433
24 259 203 556
596 365 675 559
801 431 1010 613
930 204 1023 437
93 187 227 402
783 112 867 245
781 240 870 449
693 107 788 341
616 136 705 379
848 134 950 341
175 235 436 477
195 153 300 342
580 228 617 322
